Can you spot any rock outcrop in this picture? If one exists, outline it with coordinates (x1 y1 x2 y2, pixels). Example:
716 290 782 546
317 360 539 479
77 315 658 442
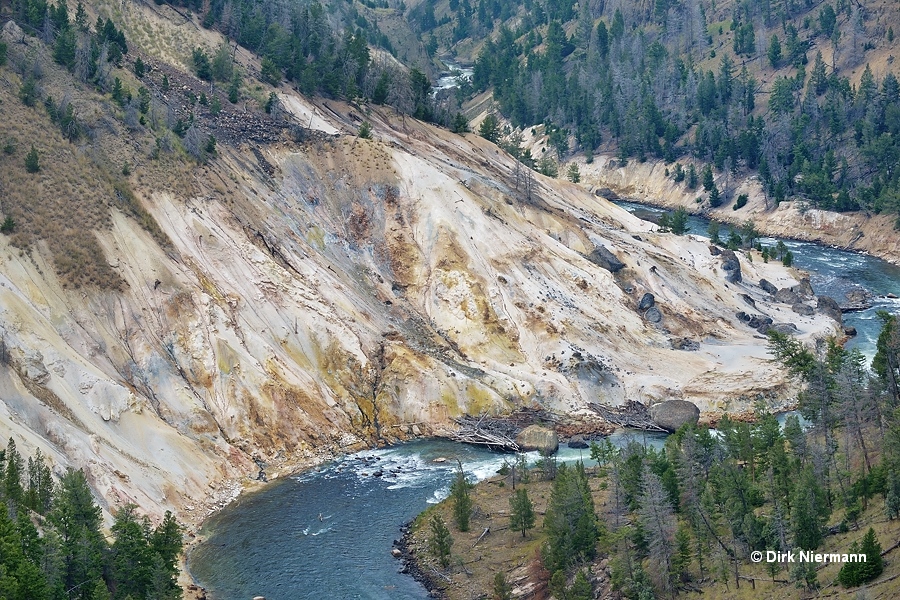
720 250 742 283
587 246 626 272
649 400 700 432
759 279 778 295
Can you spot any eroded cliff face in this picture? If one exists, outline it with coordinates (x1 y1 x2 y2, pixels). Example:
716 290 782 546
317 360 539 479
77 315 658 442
0 89 837 524
575 155 900 265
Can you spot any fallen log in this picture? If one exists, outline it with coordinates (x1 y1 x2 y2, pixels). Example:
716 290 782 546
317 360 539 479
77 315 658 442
473 527 490 547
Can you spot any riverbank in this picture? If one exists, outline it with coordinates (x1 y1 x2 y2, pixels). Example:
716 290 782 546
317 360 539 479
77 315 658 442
576 155 900 266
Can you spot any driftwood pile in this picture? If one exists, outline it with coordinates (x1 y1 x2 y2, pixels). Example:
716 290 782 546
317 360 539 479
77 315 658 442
589 401 667 432
451 407 559 451
451 414 520 451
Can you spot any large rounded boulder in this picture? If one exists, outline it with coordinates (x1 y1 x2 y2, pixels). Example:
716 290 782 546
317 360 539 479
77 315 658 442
516 425 559 454
649 400 700 432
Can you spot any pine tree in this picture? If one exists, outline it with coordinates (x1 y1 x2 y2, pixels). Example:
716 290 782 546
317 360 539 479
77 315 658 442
4 439 24 516
838 540 863 586
492 572 512 600
687 164 698 189
638 471 676 596
857 527 884 582
567 570 592 600
567 163 581 183
450 464 473 531
708 184 721 207
702 164 715 191
543 462 598 572
790 467 828 550
429 514 453 568
670 207 688 235
150 509 183 597
50 469 106 600
509 488 536 537
768 34 782 67
110 504 153 598
25 448 54 514
479 113 500 143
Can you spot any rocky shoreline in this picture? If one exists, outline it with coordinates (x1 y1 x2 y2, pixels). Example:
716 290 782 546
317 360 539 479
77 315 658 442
395 522 448 599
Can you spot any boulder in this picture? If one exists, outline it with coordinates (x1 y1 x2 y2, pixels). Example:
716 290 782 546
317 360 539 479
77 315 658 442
568 435 589 449
672 338 700 351
740 293 756 308
638 293 655 311
516 425 559 454
769 323 799 335
586 246 625 273
708 245 721 256
650 400 700 432
774 288 802 305
20 351 50 384
817 296 843 324
644 306 663 323
791 277 815 300
736 312 773 331
759 279 778 295
844 325 858 337
720 250 741 283
791 303 814 316
843 288 872 311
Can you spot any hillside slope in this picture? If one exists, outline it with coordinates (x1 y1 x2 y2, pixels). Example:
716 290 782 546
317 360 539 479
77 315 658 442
0 6 839 530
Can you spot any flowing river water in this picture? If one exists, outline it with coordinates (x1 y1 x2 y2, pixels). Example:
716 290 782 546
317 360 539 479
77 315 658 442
188 201 900 599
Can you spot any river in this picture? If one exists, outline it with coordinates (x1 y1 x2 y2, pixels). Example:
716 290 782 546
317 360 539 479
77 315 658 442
187 438 659 600
188 201 900 599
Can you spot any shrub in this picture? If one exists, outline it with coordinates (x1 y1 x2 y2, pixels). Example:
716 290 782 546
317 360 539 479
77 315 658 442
733 193 748 210
19 77 38 107
357 121 372 139
264 92 277 114
24 146 40 173
192 47 212 80
537 155 558 178
0 217 14 234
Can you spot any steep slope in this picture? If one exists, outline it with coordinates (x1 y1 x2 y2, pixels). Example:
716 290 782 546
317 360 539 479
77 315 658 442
0 96 837 528
0 9 839 528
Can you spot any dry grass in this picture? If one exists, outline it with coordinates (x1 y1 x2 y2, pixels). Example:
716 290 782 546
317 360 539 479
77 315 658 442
0 33 174 289
408 472 562 600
